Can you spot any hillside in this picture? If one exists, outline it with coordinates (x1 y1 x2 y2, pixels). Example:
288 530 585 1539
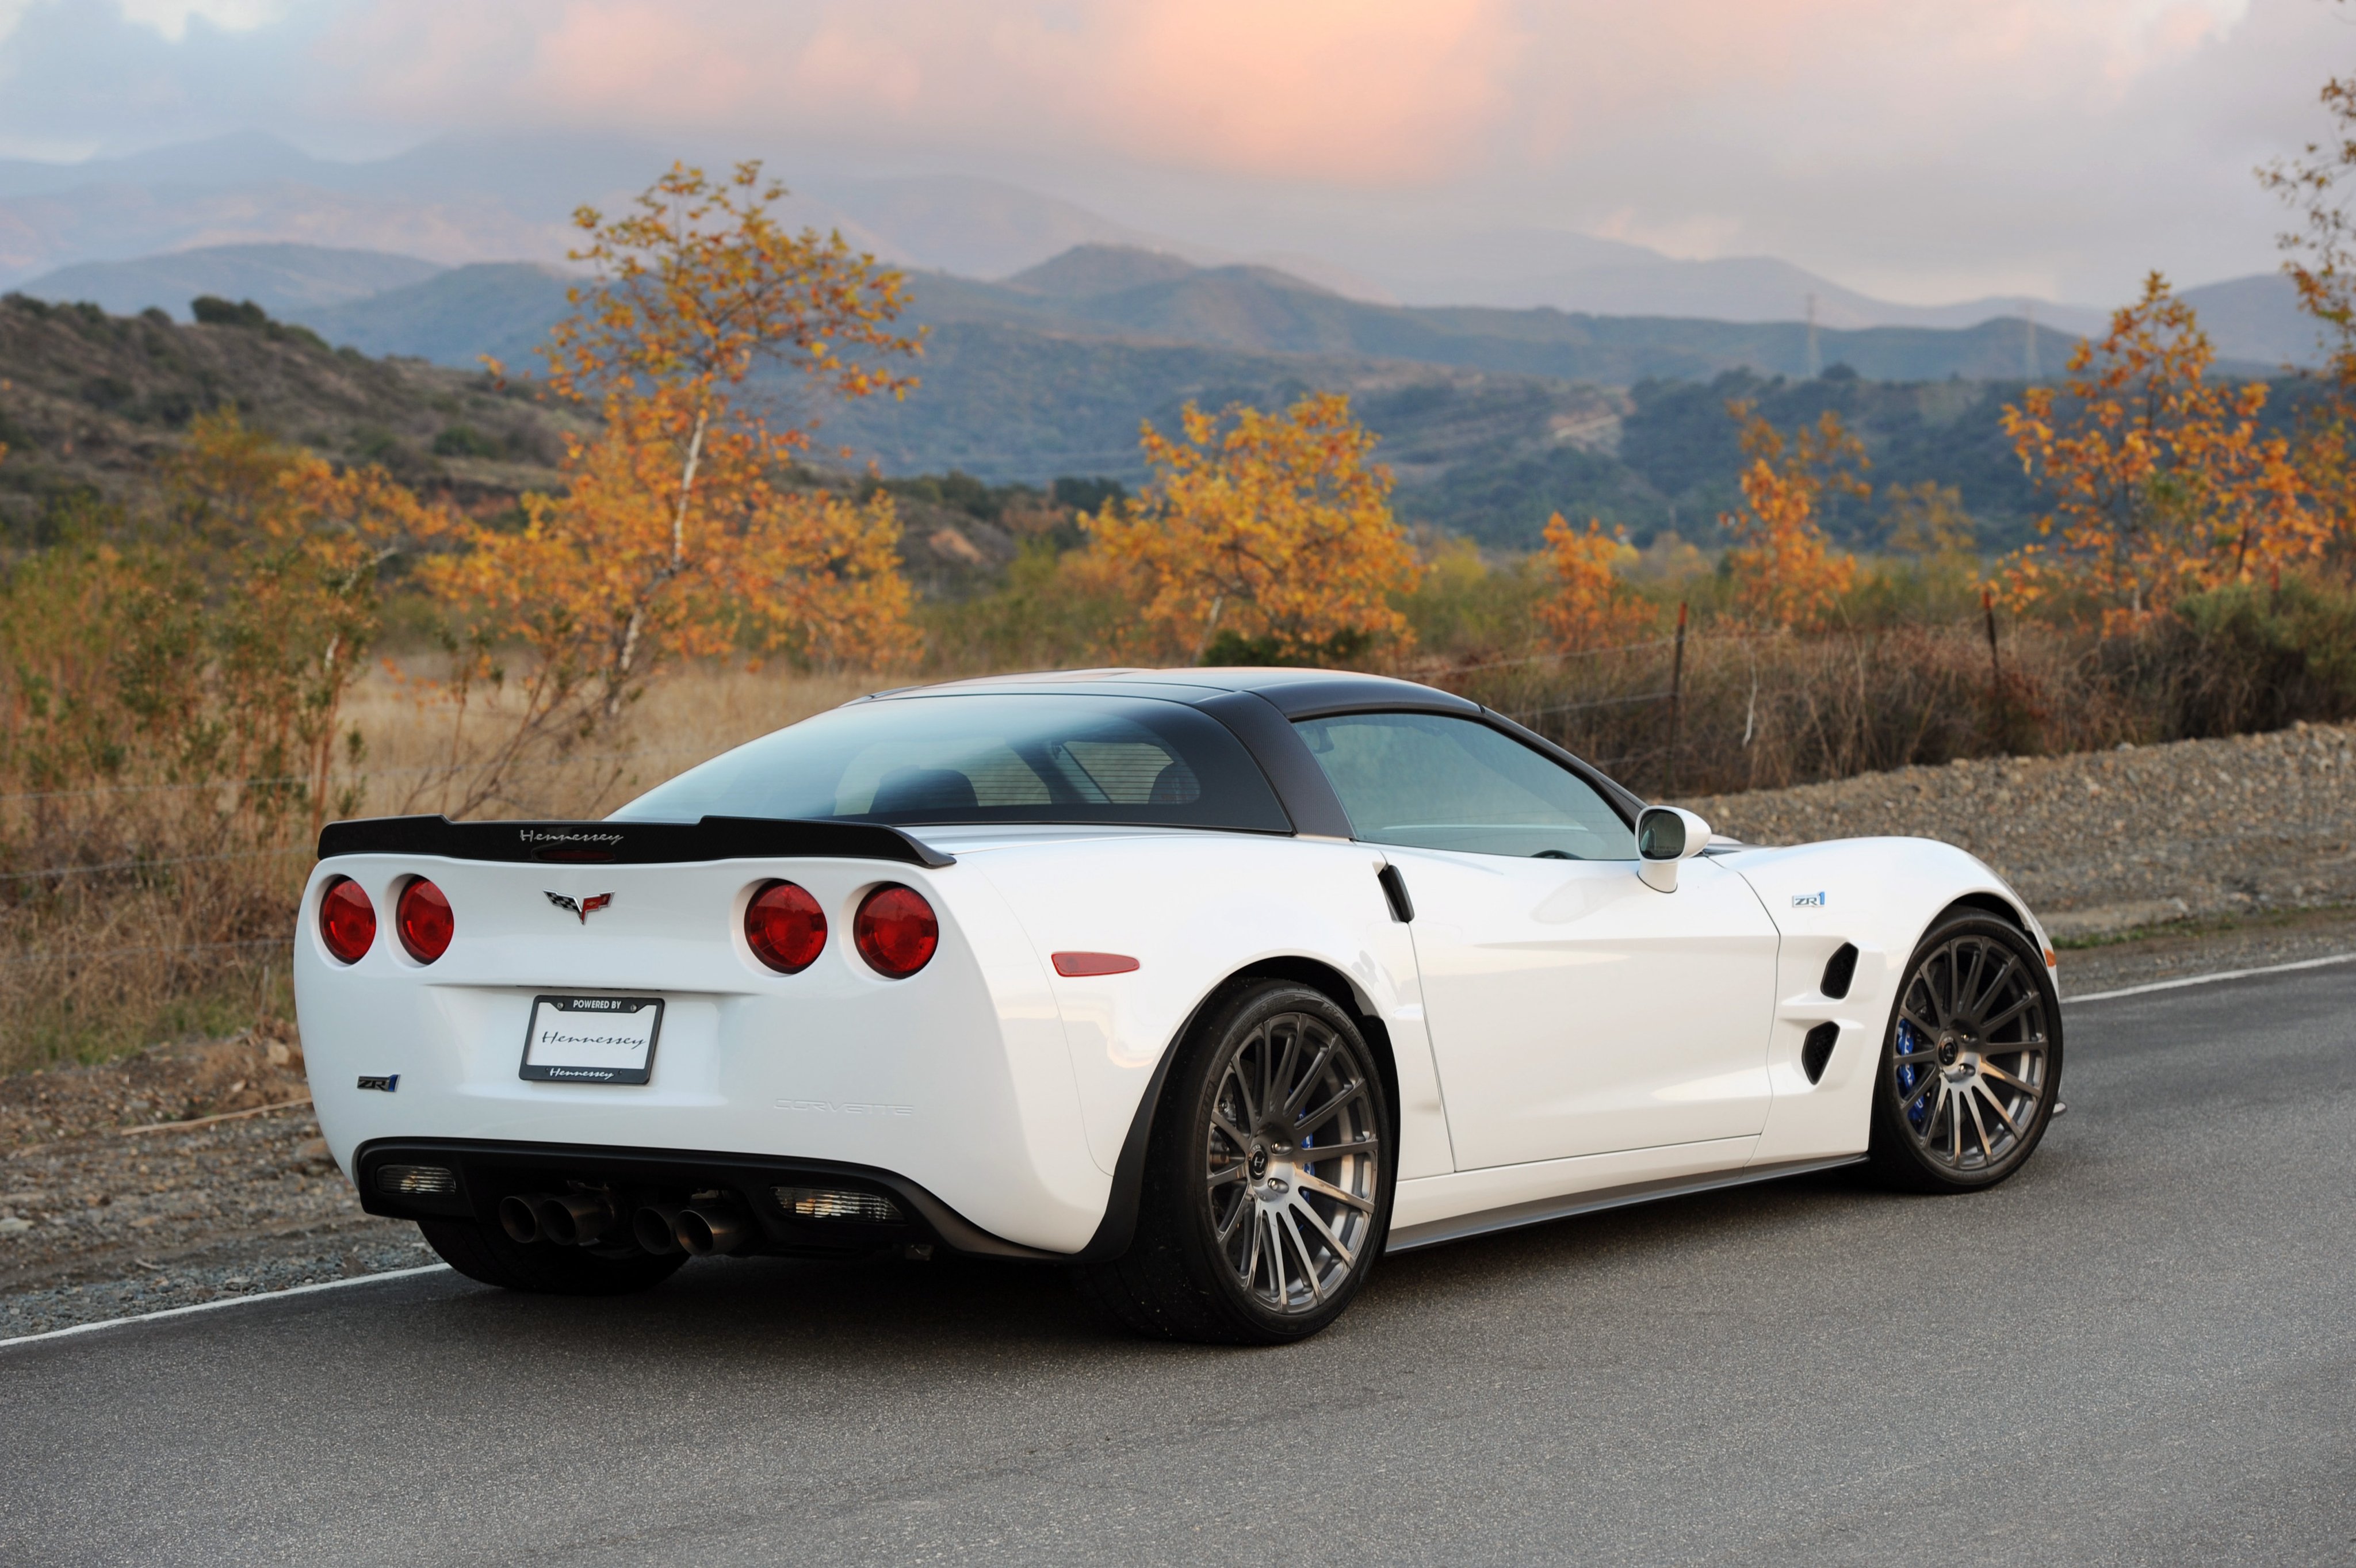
0 295 1024 595
0 293 580 533
301 262 579 369
0 288 2318 560
816 322 2060 549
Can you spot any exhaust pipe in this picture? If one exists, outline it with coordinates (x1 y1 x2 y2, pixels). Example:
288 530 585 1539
674 1199 754 1256
499 1194 546 1244
633 1202 686 1255
536 1191 616 1247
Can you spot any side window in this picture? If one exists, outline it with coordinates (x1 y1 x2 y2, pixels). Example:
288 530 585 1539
1292 712 1638 860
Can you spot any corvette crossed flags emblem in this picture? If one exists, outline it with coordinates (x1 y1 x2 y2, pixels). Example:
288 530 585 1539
544 890 614 924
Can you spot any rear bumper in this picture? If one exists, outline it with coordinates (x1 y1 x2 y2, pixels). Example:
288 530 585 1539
355 1137 1067 1260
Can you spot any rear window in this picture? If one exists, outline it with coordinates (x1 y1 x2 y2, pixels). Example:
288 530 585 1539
613 694 1292 833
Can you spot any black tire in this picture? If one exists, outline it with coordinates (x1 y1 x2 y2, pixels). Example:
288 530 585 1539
1867 911 2063 1193
1074 979 1394 1345
417 1218 689 1296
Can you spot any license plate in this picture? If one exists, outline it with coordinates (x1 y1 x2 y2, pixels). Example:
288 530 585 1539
519 995 664 1085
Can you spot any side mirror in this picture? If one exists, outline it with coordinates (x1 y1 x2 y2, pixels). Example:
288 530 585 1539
1636 806 1712 893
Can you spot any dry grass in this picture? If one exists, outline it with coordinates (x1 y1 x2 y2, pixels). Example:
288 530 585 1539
339 662 885 821
0 663 885 1076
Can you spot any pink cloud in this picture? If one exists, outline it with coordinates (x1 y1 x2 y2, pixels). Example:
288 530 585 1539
309 0 2257 192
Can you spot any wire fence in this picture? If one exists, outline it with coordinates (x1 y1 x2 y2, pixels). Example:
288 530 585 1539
0 746 722 806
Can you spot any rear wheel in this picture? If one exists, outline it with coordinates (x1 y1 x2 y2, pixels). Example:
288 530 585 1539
418 1218 688 1296
1075 980 1393 1344
1868 912 2062 1192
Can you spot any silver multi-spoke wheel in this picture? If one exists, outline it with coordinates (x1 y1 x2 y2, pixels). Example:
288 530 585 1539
1891 929 2051 1177
1076 980 1392 1343
1203 1011 1381 1315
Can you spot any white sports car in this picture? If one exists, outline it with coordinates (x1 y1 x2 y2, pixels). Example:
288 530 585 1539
296 668 2064 1343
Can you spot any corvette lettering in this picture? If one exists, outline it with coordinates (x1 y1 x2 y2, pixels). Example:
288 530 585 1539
544 890 615 923
774 1099 916 1116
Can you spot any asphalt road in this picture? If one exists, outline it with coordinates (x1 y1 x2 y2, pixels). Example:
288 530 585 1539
4 967 2353 1567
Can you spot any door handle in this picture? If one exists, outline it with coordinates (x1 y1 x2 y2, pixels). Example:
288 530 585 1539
1376 865 1414 923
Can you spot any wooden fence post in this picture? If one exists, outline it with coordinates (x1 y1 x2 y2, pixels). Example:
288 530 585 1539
1982 587 2002 689
1662 601 1688 798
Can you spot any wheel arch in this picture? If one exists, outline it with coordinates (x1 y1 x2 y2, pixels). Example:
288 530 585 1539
1941 890 2032 933
1074 954 1401 1262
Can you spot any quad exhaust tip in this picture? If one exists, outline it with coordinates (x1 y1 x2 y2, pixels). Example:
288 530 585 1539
674 1200 753 1256
536 1191 615 1247
504 1190 765 1256
633 1202 686 1255
499 1191 617 1247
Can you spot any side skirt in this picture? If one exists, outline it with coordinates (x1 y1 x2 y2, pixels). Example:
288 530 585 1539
1382 1154 1868 1253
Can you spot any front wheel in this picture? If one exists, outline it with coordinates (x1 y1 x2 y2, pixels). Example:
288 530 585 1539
1075 980 1394 1344
1867 912 2063 1192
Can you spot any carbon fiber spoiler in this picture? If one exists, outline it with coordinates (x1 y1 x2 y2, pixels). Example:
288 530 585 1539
314 814 955 869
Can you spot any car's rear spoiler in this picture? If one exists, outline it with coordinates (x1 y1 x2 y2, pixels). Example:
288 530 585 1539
315 815 955 869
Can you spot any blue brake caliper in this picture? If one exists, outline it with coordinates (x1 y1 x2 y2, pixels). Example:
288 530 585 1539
1895 1018 1929 1129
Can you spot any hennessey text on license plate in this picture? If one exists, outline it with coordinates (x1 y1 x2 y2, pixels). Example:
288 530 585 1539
520 995 664 1085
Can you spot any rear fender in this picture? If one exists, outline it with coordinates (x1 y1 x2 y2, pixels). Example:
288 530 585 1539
963 835 1448 1256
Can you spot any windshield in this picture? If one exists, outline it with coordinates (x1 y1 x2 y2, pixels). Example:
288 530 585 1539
613 693 1292 833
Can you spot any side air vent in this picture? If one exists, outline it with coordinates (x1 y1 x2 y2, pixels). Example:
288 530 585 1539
1820 943 1858 1000
1800 1022 1839 1084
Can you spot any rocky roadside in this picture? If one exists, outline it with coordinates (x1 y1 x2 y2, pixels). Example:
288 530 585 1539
1684 718 2356 940
7 720 2355 1338
0 1027 431 1339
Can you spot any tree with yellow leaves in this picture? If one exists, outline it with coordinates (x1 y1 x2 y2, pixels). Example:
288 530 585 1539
1087 392 1418 665
1720 403 1864 630
1536 514 1660 651
2261 53 2356 554
425 162 923 805
1998 274 2313 629
170 410 443 839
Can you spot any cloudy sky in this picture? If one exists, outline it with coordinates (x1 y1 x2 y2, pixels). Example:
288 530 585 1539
0 0 2344 306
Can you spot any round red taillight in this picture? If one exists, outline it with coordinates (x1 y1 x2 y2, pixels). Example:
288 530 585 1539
396 877 454 963
854 884 938 979
319 877 376 964
745 880 827 973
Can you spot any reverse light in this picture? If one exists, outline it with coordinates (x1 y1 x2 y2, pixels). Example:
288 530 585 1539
396 877 454 963
745 880 827 973
376 1164 457 1196
775 1185 902 1223
854 885 938 978
318 877 376 964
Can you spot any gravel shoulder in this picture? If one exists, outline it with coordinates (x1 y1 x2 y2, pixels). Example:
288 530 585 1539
7 721 2354 1338
0 1028 432 1339
1685 717 2356 939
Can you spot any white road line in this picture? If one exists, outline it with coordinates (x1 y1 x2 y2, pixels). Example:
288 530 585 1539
6 948 2347 1349
2067 951 2356 1004
0 1262 452 1351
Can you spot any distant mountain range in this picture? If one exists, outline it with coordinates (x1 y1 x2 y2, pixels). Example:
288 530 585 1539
0 130 2315 350
0 131 2321 556
4 234 2315 554
18 235 2307 384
